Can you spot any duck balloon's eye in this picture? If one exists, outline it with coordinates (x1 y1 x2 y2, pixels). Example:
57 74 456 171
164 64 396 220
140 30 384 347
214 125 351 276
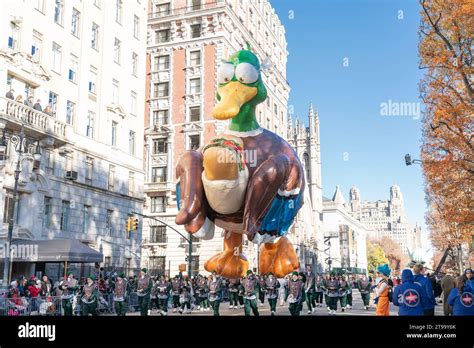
235 62 259 84
217 63 235 84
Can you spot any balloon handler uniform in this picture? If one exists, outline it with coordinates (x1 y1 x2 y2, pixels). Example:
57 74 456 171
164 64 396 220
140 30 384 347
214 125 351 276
286 271 304 316
175 47 304 280
264 272 280 315
228 278 241 309
81 275 98 316
112 273 129 316
59 272 78 316
323 274 340 314
241 270 260 316
393 269 430 316
447 283 474 316
357 276 372 310
136 268 153 316
156 277 171 316
208 272 223 316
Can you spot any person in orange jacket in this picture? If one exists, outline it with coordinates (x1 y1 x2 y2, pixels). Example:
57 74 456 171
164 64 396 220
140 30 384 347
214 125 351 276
374 264 391 316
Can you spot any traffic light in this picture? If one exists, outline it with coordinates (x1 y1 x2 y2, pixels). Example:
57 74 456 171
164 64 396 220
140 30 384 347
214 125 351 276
126 217 132 232
132 217 139 231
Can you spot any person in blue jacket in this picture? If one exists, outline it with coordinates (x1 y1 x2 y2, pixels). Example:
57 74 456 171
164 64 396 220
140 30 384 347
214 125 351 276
447 276 474 316
393 269 430 316
412 263 436 315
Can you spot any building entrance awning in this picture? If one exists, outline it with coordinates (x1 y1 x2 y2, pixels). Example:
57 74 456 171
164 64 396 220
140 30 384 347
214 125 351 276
10 239 103 263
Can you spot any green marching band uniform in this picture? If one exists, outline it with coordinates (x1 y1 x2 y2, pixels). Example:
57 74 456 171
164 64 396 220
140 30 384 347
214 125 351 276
196 275 210 310
264 273 280 315
338 275 350 311
208 271 223 316
314 275 324 306
258 275 266 306
149 278 159 312
179 278 192 313
228 278 240 309
171 276 182 312
286 271 305 316
59 272 78 316
136 268 153 316
111 273 129 316
81 275 99 316
346 276 353 308
323 273 340 314
304 269 316 314
357 276 372 310
241 270 260 316
156 276 171 316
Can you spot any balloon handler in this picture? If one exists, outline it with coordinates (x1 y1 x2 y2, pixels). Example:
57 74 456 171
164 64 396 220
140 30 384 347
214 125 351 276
175 45 305 279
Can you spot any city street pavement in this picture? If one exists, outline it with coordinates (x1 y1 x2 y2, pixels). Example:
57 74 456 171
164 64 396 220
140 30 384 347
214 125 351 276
108 292 444 316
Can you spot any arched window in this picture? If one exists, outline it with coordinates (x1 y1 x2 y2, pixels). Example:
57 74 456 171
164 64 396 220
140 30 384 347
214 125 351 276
302 153 310 180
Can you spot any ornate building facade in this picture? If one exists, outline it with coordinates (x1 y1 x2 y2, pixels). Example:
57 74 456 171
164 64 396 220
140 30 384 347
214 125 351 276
0 0 147 282
142 0 291 275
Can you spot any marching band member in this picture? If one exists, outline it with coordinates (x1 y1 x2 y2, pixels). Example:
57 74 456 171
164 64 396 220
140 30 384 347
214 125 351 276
112 272 129 316
59 272 78 316
304 265 316 314
156 275 171 316
338 274 349 312
136 268 153 316
314 274 324 307
208 271 223 316
324 272 340 315
286 271 304 316
171 275 182 313
81 275 98 316
265 272 280 315
241 270 259 316
179 278 193 314
228 277 241 309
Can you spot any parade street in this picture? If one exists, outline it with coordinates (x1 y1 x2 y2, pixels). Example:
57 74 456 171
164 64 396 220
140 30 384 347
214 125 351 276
105 293 445 317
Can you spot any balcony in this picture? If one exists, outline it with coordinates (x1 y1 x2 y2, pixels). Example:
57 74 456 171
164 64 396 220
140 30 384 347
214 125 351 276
148 1 225 20
144 181 174 193
0 97 71 144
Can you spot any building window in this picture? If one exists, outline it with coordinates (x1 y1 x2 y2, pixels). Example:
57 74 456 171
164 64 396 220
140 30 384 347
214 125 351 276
108 165 115 191
69 55 78 82
86 111 95 138
149 225 167 243
114 38 121 64
45 150 55 175
3 193 18 224
132 52 138 76
116 0 123 24
151 167 167 183
83 205 90 234
189 106 200 122
128 172 135 196
274 103 278 115
154 82 169 98
150 196 166 213
133 15 139 38
31 30 43 62
190 24 201 38
111 121 118 146
91 22 99 50
89 66 97 94
60 200 70 231
148 256 166 274
129 130 136 155
155 29 170 43
66 100 75 125
35 0 45 13
8 22 20 50
188 134 200 150
189 50 201 67
105 210 113 236
155 3 170 16
131 91 137 116
51 42 62 73
48 91 58 116
189 78 201 95
43 196 52 229
192 0 202 11
154 55 170 71
54 0 64 25
112 79 119 104
153 110 168 125
71 8 80 37
85 157 93 185
152 139 167 154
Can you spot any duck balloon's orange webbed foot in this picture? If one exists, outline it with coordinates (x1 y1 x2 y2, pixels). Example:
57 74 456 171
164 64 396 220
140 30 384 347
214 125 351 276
259 236 298 278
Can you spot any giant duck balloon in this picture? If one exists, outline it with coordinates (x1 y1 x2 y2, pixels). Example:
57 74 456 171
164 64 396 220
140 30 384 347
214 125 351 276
175 47 304 279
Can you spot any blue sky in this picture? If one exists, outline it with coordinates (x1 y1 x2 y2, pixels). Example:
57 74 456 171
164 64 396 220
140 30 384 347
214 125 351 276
271 0 430 255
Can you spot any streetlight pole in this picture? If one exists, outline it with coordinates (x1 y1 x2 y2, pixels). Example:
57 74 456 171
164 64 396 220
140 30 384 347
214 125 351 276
1 127 40 285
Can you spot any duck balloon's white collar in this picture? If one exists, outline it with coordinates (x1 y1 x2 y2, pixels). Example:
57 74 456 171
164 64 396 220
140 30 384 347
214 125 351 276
223 127 263 138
